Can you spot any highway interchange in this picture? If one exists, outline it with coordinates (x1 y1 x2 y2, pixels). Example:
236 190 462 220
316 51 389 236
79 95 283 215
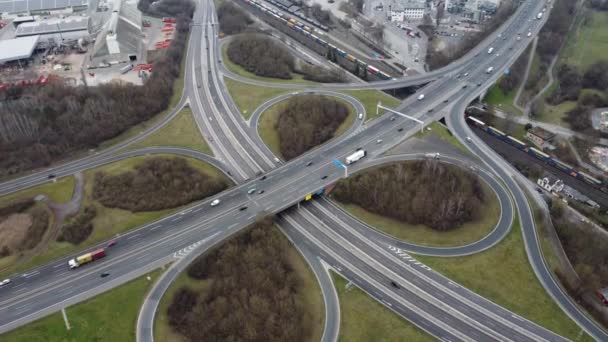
0 0 607 340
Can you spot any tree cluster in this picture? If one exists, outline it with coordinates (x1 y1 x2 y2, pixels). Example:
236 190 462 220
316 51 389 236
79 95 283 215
298 64 347 83
138 0 195 18
92 157 228 212
547 64 582 104
168 217 315 342
308 4 332 26
57 206 97 245
276 95 349 160
0 3 193 178
333 161 485 230
551 200 608 292
227 34 295 79
218 1 253 35
588 0 608 11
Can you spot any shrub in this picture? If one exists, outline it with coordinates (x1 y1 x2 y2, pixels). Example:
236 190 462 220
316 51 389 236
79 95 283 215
218 2 253 35
227 34 295 79
58 206 97 245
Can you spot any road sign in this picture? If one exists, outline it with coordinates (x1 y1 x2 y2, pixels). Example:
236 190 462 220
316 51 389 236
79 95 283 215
333 159 345 169
504 69 510 75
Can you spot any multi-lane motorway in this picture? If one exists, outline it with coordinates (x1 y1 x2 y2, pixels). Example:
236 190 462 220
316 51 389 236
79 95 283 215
1 0 607 340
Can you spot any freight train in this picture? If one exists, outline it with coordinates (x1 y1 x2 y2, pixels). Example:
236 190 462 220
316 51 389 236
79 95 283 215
240 0 392 81
466 115 604 188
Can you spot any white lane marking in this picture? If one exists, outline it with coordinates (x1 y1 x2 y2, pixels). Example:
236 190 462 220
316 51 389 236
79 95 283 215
22 271 39 278
150 225 161 231
13 287 29 294
170 217 181 222
53 263 64 268
228 223 238 229
382 299 393 307
127 234 140 240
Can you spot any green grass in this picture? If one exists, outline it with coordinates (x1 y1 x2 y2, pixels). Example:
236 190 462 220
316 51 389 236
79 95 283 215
416 121 475 157
224 78 292 120
0 176 75 207
1 269 163 342
0 155 230 279
258 97 355 159
342 90 401 121
415 218 592 341
485 85 523 116
335 175 500 247
331 272 434 342
155 226 324 342
127 107 212 155
221 42 317 85
561 11 608 70
537 101 577 126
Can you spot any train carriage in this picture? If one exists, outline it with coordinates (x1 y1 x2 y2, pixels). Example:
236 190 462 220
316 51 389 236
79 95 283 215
527 147 550 161
378 71 391 80
466 116 486 127
578 171 602 186
487 126 506 138
506 136 526 149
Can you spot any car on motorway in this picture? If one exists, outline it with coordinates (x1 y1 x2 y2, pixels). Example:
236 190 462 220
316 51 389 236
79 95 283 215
306 161 313 166
274 157 280 163
48 174 56 179
390 281 400 289
358 113 363 120
107 240 117 248
247 188 256 195
443 99 449 103
100 272 110 278
466 136 472 142
527 31 532 37
376 139 383 144
258 190 265 194
390 116 396 121
260 175 267 180
239 206 248 211
210 199 220 206
321 175 328 180
398 127 404 132
517 35 521 41
463 72 469 77
0 279 10 287
462 85 468 89
417 94 425 101
427 109 434 113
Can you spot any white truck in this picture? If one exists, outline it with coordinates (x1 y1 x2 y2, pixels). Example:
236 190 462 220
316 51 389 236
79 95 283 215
487 47 494 54
486 66 494 74
346 150 366 165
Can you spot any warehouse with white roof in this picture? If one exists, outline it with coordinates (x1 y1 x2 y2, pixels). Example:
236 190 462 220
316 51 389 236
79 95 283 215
0 35 40 64
0 0 87 14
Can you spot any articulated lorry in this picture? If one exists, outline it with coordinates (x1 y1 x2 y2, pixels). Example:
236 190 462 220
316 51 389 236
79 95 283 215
346 150 366 164
68 248 106 269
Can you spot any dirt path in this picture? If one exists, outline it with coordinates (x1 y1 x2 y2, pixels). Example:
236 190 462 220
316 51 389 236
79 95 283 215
1 173 85 273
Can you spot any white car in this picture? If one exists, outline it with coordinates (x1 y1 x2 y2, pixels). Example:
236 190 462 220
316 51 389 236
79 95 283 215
0 279 10 287
466 136 472 142
210 199 220 207
417 94 425 101
527 32 532 37
358 113 363 120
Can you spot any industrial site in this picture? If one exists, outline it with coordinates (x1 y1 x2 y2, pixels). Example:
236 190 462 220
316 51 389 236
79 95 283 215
0 0 176 87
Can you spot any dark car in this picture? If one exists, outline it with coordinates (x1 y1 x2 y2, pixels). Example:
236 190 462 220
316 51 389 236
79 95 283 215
107 240 117 248
428 109 434 113
390 116 396 121
258 190 265 194
260 175 267 181
398 128 404 132
48 174 56 179
101 272 110 278
462 85 468 89
477 82 482 87
239 206 248 211
306 161 313 167
390 281 400 289
321 175 328 180
443 99 449 103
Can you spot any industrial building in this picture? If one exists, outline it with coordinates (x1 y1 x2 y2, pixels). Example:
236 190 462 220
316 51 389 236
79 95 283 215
0 35 40 65
0 0 87 15
91 0 142 64
15 16 90 47
388 0 426 22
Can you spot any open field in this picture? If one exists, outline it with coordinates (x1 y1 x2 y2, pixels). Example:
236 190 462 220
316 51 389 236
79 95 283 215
224 78 291 119
0 177 75 207
416 218 592 341
155 224 323 342
485 85 523 116
221 42 316 85
258 96 355 159
0 155 229 278
1 269 162 342
331 272 434 341
416 121 475 156
127 107 212 155
342 90 401 121
560 11 608 70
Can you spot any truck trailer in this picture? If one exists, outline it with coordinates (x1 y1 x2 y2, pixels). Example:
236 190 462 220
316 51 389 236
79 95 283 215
346 150 366 164
68 248 106 269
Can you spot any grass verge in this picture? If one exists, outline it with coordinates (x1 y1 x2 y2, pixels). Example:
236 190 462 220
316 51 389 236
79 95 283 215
0 155 230 278
224 78 292 120
560 11 608 70
331 272 434 341
334 172 500 247
416 121 475 157
485 85 523 116
127 107 212 155
258 96 355 159
0 176 75 207
342 90 401 122
415 218 592 341
1 269 162 342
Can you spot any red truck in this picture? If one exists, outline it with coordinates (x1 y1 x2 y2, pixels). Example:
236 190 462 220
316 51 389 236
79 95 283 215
68 248 106 269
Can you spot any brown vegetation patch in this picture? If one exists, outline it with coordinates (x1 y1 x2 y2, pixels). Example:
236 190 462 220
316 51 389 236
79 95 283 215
167 217 317 342
227 34 295 79
333 161 485 230
58 206 97 245
218 1 253 35
0 202 49 256
277 95 349 160
92 157 228 212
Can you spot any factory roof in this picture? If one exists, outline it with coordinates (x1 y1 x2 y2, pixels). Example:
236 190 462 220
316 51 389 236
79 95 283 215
0 35 39 63
0 0 87 14
15 16 89 36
